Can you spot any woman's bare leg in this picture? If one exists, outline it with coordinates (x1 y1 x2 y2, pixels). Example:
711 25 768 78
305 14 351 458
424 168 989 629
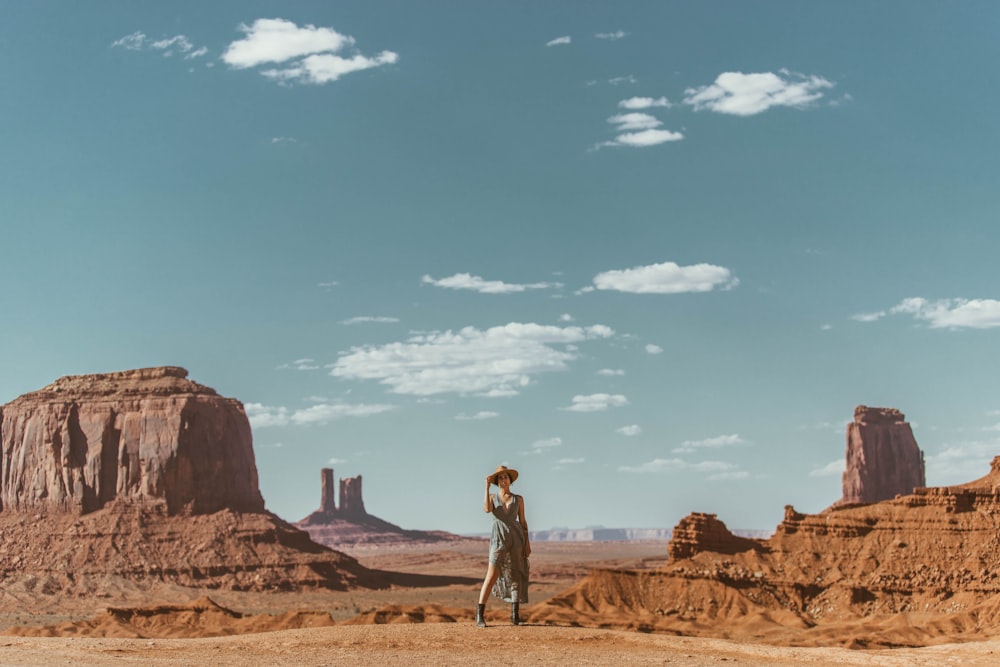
478 563 500 604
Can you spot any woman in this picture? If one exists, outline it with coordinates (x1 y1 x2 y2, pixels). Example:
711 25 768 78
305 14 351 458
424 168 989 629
476 464 531 627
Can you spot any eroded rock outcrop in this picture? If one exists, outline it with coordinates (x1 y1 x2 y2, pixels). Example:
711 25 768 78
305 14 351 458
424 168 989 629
297 468 462 547
840 405 925 505
0 367 263 515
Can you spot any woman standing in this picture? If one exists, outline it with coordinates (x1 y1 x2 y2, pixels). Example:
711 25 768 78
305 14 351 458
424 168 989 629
476 464 531 627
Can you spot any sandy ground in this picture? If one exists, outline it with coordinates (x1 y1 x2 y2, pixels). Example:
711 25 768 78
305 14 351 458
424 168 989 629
2 540 999 665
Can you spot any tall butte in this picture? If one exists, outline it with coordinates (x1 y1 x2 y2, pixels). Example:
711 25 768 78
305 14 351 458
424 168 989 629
840 405 926 505
0 367 385 593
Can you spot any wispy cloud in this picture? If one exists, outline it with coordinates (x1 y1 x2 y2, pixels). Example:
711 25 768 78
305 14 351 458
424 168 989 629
331 322 614 396
422 273 562 294
607 112 662 131
562 393 628 412
809 459 845 477
595 30 628 41
112 31 207 59
617 424 642 436
851 311 886 323
556 458 585 465
277 358 320 371
618 96 672 110
318 281 339 289
673 434 749 454
608 75 637 86
340 316 400 325
546 36 571 47
684 69 835 116
597 368 625 376
532 437 563 450
455 411 500 421
559 313 574 322
645 344 663 355
222 18 398 85
588 261 739 294
246 401 395 428
619 458 738 475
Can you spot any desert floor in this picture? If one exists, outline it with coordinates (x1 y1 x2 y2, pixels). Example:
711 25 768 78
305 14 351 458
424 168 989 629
1 540 999 665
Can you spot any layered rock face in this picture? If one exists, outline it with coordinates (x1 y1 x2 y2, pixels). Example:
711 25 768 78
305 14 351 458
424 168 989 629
0 368 385 593
297 468 460 547
840 405 925 504
0 367 264 515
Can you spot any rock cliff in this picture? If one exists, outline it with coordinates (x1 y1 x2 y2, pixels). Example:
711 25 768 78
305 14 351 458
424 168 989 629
0 367 263 515
0 368 386 593
840 405 925 505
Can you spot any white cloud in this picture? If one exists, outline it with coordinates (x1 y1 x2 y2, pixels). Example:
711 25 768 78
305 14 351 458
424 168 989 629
673 434 749 454
271 136 297 144
925 440 1000 482
455 411 500 421
532 437 563 450
112 31 147 51
809 459 845 477
645 344 663 355
422 273 562 294
546 36 571 47
591 261 738 294
151 35 194 53
684 70 835 116
222 18 397 85
277 358 320 371
559 313 574 322
318 281 339 289
821 323 833 331
597 368 625 376
607 112 662 131
330 322 614 396
595 30 628 41
340 316 400 325
328 457 347 464
598 129 684 149
617 424 642 436
889 297 1000 329
851 311 886 323
246 401 395 428
556 458 585 465
619 459 737 474
618 96 672 110
562 393 628 413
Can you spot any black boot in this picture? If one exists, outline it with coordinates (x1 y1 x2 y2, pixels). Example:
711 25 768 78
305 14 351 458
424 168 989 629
476 603 486 628
511 602 522 626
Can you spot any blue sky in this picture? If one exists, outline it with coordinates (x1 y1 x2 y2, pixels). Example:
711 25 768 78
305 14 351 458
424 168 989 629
3 2 1000 535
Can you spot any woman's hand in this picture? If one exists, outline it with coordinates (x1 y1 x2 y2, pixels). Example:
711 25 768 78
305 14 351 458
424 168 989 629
485 477 492 487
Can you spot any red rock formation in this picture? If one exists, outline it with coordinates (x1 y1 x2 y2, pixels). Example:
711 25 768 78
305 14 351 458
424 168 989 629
0 367 263 515
297 468 462 547
0 368 387 593
840 405 925 505
532 457 1000 647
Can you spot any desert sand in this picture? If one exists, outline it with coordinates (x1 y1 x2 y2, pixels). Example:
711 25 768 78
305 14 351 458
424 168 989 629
2 540 1000 666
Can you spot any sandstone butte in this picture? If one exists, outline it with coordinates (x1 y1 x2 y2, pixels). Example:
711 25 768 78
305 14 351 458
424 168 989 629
529 406 1000 648
0 367 386 593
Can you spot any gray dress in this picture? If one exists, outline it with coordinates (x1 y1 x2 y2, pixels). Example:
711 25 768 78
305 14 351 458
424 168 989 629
489 491 529 603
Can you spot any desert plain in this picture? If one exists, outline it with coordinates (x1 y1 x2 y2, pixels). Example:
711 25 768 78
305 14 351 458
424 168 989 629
1 539 999 666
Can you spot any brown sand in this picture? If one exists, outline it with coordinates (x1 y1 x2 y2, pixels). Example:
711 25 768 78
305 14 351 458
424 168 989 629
2 540 999 665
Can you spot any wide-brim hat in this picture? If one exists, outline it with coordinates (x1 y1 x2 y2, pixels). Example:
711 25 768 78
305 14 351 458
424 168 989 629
488 465 519 485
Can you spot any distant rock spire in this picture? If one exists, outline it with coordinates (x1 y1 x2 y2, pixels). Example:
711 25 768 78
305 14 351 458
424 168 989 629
840 405 926 505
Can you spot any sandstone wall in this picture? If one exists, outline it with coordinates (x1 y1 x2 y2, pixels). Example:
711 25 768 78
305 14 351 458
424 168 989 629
0 367 264 515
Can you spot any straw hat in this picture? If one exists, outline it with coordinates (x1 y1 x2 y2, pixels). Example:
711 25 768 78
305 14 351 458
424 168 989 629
487 465 519 485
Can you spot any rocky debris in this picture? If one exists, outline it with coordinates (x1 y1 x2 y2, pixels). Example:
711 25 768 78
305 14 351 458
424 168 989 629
531 454 1000 647
0 368 387 593
0 367 264 515
840 405 925 505
297 468 462 547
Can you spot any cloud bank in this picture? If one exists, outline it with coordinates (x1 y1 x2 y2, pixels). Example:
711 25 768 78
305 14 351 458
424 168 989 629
330 322 614 396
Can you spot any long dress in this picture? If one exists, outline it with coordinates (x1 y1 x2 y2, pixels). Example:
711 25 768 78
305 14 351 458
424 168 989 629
489 491 529 603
